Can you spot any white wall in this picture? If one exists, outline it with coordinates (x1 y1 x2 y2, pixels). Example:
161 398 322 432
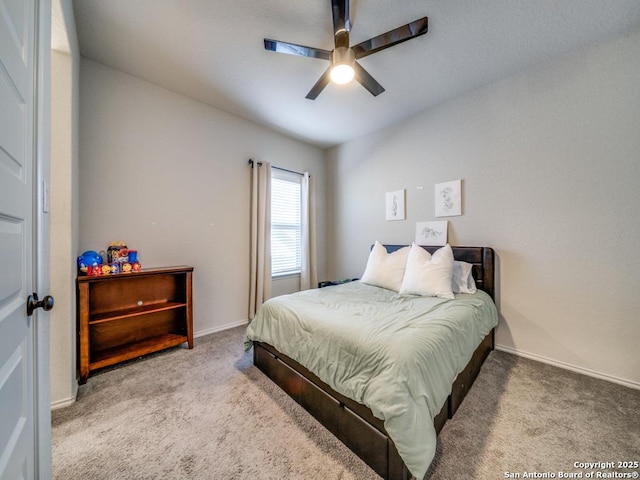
327 28 640 388
50 0 80 408
78 60 327 338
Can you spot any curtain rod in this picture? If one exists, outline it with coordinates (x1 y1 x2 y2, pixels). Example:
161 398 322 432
248 159 307 177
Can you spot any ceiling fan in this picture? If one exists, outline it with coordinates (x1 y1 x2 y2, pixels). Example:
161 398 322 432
264 0 428 100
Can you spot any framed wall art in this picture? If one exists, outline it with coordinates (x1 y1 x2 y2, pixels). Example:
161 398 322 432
385 190 405 221
415 221 448 246
435 179 462 217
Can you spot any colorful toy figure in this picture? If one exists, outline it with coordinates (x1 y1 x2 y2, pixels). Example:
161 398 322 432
101 264 111 275
108 241 128 264
121 263 132 273
132 262 142 272
110 263 120 274
77 250 103 275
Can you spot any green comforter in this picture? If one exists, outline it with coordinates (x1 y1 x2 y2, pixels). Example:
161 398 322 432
244 281 498 478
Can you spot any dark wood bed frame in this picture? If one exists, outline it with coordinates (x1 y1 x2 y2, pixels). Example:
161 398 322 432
253 246 496 480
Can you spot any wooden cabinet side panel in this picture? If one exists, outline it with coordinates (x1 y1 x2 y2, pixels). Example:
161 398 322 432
186 271 193 348
77 282 90 384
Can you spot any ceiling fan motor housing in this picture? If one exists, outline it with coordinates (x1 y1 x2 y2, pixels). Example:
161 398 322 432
331 46 355 67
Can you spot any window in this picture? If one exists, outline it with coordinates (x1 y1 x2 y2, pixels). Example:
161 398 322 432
271 170 301 277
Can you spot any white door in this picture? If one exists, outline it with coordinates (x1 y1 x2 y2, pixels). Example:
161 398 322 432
0 0 49 478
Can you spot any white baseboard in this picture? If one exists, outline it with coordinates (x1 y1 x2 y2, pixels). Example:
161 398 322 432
194 319 249 339
495 344 640 390
51 382 78 410
51 396 76 410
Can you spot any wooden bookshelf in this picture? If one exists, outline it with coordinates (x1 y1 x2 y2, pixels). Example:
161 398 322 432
77 266 193 384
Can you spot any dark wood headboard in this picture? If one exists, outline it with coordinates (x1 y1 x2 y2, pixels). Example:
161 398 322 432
383 245 495 300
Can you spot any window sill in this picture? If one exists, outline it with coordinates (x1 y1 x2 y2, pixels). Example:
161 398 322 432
272 271 301 280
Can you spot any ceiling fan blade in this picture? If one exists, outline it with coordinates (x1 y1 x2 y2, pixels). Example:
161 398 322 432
331 0 350 48
352 17 428 59
305 67 332 100
264 39 331 61
354 62 385 96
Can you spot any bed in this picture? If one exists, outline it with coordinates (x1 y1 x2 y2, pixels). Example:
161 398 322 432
245 245 497 480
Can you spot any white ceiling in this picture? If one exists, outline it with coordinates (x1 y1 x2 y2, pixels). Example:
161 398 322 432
72 0 640 148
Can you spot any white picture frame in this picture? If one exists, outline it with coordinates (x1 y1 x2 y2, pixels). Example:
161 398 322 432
386 190 405 221
435 179 462 217
415 221 448 246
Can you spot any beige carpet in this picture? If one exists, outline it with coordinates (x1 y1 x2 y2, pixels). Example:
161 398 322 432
52 326 640 479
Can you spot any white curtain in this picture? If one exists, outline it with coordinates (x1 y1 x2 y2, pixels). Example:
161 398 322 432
300 172 318 290
249 161 271 319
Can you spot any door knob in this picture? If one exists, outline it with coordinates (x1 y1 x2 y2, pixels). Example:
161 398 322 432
26 293 54 316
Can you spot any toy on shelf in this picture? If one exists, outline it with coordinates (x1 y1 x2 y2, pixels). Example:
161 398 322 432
77 243 142 276
108 241 128 264
77 251 102 275
106 242 143 273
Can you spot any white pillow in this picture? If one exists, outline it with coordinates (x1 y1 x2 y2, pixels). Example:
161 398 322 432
360 242 410 292
399 243 455 299
452 261 477 294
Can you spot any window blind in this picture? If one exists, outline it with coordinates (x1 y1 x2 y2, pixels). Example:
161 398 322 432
271 171 302 276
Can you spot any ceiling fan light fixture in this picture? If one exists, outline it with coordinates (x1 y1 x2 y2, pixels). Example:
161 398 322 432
330 64 354 84
330 46 355 84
